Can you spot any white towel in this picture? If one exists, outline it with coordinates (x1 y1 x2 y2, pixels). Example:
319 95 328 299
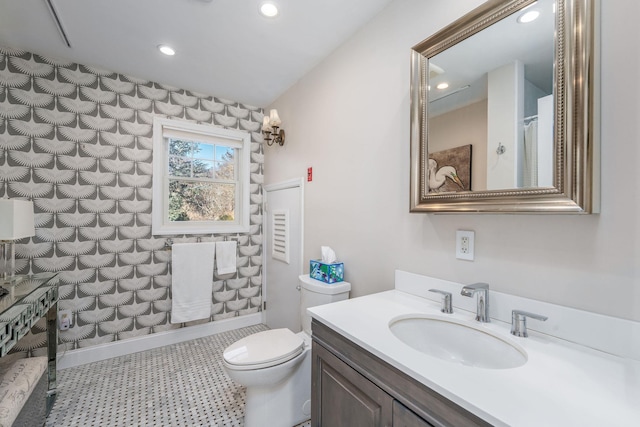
171 242 216 323
215 241 237 275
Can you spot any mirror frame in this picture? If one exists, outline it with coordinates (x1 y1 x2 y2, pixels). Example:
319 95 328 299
410 0 598 213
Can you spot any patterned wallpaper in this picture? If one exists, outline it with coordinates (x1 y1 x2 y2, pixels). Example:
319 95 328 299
0 46 265 354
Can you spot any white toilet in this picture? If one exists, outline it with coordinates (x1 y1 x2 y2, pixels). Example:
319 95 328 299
222 274 351 427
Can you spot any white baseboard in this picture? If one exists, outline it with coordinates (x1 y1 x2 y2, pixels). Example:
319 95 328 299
57 313 262 370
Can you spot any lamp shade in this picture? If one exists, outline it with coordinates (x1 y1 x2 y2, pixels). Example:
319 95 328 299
0 199 35 240
269 109 281 127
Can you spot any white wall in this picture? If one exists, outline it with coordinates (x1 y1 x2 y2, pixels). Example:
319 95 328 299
264 0 640 322
487 61 524 189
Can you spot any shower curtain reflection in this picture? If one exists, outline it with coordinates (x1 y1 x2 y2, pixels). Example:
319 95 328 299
522 118 538 188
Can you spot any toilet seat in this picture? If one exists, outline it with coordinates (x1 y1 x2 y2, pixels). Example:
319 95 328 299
223 328 305 371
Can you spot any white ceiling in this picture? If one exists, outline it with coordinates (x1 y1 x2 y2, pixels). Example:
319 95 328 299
0 0 395 107
428 0 556 117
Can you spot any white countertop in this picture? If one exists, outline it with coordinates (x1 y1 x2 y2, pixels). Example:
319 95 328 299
308 289 640 426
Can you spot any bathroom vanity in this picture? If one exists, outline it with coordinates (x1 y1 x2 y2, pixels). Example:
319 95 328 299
308 271 640 427
312 319 489 426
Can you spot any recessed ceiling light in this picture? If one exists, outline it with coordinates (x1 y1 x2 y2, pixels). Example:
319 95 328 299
518 10 540 23
436 82 449 90
158 45 175 56
260 2 278 18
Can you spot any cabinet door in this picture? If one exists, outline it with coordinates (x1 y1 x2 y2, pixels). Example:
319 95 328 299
312 341 393 427
393 401 434 427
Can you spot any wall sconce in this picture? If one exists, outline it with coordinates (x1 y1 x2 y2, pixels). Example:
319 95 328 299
0 199 35 285
262 109 285 146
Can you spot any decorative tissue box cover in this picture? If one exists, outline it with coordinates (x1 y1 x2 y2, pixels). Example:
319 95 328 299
310 260 344 284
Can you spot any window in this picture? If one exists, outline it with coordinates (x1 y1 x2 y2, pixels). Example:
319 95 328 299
152 118 251 235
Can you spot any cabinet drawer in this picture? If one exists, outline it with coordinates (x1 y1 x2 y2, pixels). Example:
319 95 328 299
393 401 434 427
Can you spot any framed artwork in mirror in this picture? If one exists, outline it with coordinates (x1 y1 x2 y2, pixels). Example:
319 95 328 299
428 145 472 193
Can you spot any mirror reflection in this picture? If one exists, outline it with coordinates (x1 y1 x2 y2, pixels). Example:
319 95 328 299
427 0 555 193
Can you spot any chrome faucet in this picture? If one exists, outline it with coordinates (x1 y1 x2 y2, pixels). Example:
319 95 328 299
428 289 453 313
511 310 548 337
460 283 490 322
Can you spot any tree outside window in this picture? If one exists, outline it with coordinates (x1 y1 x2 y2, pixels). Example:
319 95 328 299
167 139 237 222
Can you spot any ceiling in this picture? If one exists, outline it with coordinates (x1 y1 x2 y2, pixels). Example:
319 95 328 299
427 0 556 117
0 0 395 107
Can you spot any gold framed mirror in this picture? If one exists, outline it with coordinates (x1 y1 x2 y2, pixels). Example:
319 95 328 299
410 0 598 213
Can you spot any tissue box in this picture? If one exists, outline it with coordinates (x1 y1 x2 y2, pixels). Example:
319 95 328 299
310 260 344 284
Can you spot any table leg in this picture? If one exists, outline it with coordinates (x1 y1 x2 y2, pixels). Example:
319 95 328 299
46 301 57 415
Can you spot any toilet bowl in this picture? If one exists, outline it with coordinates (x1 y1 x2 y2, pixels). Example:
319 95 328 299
223 329 311 427
222 275 350 427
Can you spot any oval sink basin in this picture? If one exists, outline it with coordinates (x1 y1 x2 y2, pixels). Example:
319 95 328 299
389 315 527 369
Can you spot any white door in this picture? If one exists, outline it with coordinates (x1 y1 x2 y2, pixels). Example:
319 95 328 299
264 178 303 331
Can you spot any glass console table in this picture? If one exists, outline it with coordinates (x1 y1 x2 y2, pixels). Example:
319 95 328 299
0 273 59 414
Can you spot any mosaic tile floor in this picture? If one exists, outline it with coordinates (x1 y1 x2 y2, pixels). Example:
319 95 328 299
46 324 312 427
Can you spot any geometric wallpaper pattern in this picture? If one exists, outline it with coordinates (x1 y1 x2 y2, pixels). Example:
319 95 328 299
0 46 264 353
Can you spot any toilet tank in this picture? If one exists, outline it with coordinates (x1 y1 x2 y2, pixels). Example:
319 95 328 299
299 274 350 335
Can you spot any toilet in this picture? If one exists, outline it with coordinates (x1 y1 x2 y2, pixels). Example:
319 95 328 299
222 274 351 427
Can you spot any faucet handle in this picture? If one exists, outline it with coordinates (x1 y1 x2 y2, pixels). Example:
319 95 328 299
429 289 453 314
511 310 548 337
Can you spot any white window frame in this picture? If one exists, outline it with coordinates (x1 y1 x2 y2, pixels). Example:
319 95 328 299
152 117 251 235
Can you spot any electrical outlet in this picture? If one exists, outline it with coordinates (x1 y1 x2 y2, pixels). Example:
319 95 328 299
460 236 470 253
58 309 72 330
456 230 475 261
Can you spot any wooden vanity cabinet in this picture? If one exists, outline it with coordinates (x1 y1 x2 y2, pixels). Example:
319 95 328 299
311 319 491 427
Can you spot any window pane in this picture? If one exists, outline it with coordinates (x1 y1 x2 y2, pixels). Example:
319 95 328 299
169 156 192 177
215 147 235 180
169 180 235 222
215 161 234 180
215 146 235 162
169 139 195 156
193 160 215 178
194 143 214 160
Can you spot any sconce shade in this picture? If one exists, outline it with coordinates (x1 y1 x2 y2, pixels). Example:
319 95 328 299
0 199 35 240
269 109 281 127
262 116 272 131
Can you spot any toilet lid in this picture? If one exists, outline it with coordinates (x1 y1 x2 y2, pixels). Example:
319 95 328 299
223 328 305 370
